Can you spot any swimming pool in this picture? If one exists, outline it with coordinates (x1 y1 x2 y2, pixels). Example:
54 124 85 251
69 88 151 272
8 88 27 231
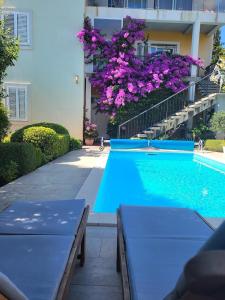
94 151 225 217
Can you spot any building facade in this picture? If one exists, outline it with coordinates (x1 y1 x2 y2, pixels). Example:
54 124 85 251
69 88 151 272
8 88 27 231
2 0 225 138
2 0 85 139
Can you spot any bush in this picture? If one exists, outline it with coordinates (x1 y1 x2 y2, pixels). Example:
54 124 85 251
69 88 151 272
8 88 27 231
0 101 10 142
54 134 70 157
11 122 69 142
0 160 18 183
0 143 43 185
23 126 58 161
2 135 10 143
204 140 225 152
70 138 82 150
210 111 225 133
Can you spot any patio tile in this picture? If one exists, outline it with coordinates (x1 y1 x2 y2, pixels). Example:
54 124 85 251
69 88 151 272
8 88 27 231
68 285 122 300
100 238 117 259
72 257 121 287
86 238 102 258
87 226 117 239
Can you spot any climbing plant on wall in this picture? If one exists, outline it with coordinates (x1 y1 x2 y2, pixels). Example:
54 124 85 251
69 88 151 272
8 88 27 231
77 16 203 116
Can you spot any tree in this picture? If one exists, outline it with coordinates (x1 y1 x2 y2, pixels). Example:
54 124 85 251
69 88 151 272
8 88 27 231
0 19 19 98
212 29 223 65
210 111 225 134
0 14 19 140
77 16 203 116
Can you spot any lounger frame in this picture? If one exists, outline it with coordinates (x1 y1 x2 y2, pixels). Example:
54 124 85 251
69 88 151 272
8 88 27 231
117 208 214 300
117 209 131 300
0 205 89 300
57 205 89 300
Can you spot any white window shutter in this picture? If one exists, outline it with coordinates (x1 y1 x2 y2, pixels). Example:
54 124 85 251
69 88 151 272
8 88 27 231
18 88 26 119
8 87 17 119
17 13 29 45
4 13 15 36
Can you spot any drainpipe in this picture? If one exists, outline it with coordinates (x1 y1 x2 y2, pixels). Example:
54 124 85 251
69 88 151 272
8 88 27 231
189 16 200 102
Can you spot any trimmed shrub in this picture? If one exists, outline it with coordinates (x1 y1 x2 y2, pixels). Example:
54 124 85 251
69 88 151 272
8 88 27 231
23 126 58 161
0 143 43 185
70 138 82 150
0 160 18 184
0 101 10 142
11 122 69 142
54 134 70 157
204 139 225 152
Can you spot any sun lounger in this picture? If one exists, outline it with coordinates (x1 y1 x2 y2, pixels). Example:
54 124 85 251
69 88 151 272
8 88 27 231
0 199 89 300
0 199 86 235
117 205 216 300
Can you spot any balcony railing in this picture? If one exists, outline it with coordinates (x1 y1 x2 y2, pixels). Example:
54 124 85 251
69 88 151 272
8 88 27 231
87 0 225 13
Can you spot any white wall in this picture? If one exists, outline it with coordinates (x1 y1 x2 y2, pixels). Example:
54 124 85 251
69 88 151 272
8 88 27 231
4 0 85 139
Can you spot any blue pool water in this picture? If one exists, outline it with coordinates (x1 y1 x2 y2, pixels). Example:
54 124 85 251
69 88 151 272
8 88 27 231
94 151 225 217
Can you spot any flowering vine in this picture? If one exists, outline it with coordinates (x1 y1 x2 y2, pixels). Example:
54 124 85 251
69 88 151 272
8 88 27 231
77 16 203 116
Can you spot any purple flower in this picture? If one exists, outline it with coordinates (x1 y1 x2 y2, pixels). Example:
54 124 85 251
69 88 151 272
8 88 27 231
77 16 203 116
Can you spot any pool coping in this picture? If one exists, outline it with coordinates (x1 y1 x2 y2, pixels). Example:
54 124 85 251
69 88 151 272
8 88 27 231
77 147 225 226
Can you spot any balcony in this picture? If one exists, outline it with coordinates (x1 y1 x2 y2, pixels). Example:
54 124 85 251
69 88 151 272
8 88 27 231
87 0 225 13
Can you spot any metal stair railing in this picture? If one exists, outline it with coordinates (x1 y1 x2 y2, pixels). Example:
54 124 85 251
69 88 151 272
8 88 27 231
117 71 216 139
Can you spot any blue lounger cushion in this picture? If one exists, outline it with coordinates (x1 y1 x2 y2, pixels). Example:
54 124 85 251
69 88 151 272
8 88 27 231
0 199 85 235
120 205 213 239
120 206 213 300
126 237 207 300
0 235 74 300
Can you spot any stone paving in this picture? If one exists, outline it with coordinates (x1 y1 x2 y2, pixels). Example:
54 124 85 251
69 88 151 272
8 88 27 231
0 147 103 209
68 226 122 300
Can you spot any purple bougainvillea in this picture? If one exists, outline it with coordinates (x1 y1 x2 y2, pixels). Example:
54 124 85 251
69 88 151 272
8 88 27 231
77 16 203 116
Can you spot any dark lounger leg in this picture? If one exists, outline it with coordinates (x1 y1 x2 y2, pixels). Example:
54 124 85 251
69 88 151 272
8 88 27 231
79 229 86 267
117 209 131 300
117 213 121 273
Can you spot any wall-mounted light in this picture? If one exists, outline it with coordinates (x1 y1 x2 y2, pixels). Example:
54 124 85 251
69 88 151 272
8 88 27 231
74 75 79 84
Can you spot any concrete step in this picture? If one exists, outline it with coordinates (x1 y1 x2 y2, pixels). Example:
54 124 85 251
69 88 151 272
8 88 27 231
136 133 147 138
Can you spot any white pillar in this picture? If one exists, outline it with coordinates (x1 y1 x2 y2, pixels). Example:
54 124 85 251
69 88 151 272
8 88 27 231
189 17 200 102
85 77 92 121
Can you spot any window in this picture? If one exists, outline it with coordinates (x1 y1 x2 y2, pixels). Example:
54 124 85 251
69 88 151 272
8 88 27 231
150 44 178 54
94 18 122 39
2 11 31 46
127 0 147 8
5 85 28 121
137 42 179 57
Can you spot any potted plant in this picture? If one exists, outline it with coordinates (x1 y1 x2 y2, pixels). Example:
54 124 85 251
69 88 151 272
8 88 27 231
84 121 98 146
210 111 225 153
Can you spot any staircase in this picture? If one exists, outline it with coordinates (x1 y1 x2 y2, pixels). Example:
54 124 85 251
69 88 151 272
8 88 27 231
198 77 220 97
118 71 220 139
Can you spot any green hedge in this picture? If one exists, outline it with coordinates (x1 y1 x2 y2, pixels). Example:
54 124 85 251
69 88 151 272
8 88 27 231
69 138 82 150
0 143 43 184
23 126 58 161
55 134 70 157
12 126 70 162
11 122 69 143
204 140 225 152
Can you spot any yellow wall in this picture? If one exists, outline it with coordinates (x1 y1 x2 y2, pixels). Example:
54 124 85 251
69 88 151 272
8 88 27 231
4 0 85 139
146 31 213 67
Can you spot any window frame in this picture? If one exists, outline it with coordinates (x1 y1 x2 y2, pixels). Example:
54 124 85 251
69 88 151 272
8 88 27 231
1 10 32 47
149 40 180 54
5 84 28 122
